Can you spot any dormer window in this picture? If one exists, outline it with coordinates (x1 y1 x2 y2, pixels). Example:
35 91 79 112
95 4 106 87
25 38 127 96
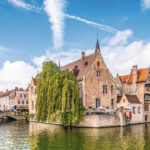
97 62 100 66
84 61 88 67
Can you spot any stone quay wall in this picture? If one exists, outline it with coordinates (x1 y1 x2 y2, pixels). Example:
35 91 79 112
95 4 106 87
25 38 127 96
74 114 121 128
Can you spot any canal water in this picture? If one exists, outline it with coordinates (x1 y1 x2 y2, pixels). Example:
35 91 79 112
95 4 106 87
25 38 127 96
0 121 150 150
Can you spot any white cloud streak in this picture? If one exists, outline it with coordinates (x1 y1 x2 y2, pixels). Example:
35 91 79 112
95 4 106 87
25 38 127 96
8 0 41 11
44 0 66 50
65 14 118 34
141 0 150 10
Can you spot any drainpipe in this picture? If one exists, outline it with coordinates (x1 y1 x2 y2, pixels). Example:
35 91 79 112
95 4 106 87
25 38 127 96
83 76 86 107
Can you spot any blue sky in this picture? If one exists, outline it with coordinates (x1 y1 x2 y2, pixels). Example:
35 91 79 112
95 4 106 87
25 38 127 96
0 0 150 90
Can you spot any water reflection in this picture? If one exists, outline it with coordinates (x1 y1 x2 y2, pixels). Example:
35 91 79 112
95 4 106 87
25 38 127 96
0 121 150 150
29 122 150 150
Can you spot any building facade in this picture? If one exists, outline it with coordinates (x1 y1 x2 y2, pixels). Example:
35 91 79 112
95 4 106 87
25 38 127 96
117 94 143 124
29 78 37 114
61 40 117 111
0 90 10 111
9 87 29 112
117 65 150 122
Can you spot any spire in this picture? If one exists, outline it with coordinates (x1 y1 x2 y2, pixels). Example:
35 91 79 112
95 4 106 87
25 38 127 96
95 31 100 53
95 39 100 53
96 39 100 50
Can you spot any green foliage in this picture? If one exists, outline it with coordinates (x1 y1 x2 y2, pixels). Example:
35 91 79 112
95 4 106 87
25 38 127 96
36 61 85 126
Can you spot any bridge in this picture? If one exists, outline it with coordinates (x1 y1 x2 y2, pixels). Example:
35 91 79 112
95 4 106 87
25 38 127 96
0 112 26 121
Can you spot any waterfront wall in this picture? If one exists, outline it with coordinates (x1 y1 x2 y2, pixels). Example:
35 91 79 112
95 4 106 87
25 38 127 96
74 114 120 128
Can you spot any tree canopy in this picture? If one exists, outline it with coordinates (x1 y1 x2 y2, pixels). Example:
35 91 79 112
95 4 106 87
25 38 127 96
36 61 85 126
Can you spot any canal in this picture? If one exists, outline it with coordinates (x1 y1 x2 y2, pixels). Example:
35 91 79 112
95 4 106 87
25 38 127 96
0 121 150 150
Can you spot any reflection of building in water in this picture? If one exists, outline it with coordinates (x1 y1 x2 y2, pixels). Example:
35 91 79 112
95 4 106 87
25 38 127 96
119 125 145 150
29 122 63 135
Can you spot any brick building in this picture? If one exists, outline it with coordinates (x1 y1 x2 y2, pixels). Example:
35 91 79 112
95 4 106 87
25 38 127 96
29 78 37 114
116 65 150 121
9 87 29 112
61 40 117 111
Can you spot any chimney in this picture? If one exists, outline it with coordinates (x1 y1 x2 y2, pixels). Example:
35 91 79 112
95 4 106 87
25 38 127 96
132 65 138 83
15 86 18 90
131 65 138 94
81 52 85 61
6 89 8 93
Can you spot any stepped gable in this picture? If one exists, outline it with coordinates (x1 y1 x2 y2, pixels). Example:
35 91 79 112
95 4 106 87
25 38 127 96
33 78 38 85
61 53 95 81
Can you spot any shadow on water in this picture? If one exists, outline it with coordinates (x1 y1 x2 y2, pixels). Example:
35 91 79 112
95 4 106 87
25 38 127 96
1 121 150 150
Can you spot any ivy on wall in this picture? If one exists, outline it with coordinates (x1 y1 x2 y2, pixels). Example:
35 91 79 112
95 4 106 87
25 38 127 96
36 61 85 126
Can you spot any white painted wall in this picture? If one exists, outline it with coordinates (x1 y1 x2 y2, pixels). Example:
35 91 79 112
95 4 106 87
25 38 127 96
0 96 10 111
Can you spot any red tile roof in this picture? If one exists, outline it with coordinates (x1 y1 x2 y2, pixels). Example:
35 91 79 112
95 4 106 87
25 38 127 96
119 68 149 84
126 95 141 104
61 53 95 80
119 75 130 83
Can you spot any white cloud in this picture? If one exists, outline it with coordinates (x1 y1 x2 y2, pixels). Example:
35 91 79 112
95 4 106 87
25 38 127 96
103 40 150 76
141 0 150 10
108 29 133 46
65 14 118 34
32 48 94 68
0 61 37 91
8 0 41 11
44 0 66 50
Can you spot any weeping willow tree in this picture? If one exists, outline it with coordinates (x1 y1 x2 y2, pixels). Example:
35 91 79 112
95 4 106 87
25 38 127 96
36 61 85 126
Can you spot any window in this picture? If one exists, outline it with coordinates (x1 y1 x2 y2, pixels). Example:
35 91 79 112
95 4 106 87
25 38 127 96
133 107 136 114
24 94 26 98
96 98 100 108
22 101 24 104
144 104 149 111
145 94 150 101
97 61 100 66
26 101 28 104
97 71 101 77
103 85 107 94
111 99 114 109
32 101 34 110
84 61 88 67
123 99 125 103
146 85 150 91
111 85 113 95
20 94 22 98
138 107 141 114
18 100 20 104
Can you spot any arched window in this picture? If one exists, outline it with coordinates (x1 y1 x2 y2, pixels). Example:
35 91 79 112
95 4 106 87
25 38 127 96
26 101 28 104
97 61 100 66
18 101 20 104
22 101 24 104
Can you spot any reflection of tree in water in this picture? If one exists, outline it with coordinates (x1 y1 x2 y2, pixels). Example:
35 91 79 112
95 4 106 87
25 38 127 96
30 128 85 150
28 123 148 150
